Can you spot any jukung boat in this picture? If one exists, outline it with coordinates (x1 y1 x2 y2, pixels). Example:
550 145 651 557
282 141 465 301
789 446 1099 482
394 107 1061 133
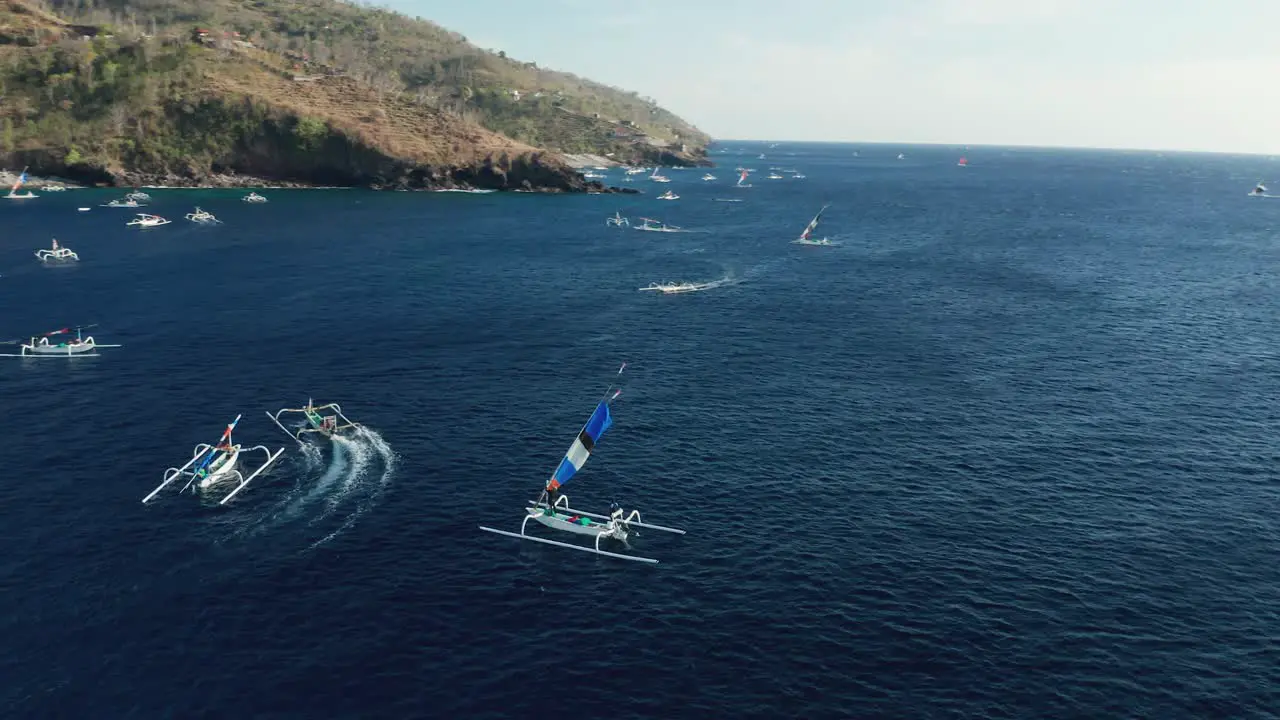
243 192 268 203
34 238 79 263
0 325 120 358
649 167 670 183
638 281 706 294
185 207 221 224
127 213 170 227
634 217 685 233
103 198 141 208
1250 182 1269 197
702 173 717 181
792 204 837 246
479 364 685 563
606 211 629 227
143 415 284 505
126 190 152 202
5 167 37 199
266 399 362 443
657 190 679 200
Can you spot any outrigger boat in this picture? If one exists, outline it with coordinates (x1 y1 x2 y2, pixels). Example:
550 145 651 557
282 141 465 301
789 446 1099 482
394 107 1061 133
103 198 141 208
583 171 605 179
606 211 629 227
5 168 37 199
266 399 361 443
649 167 670 183
634 217 685 233
41 184 67 192
657 190 679 200
126 190 151 202
479 364 685 563
1250 182 1269 197
185 207 221 224
638 281 705 294
0 325 119 358
702 173 717 181
127 213 170 227
34 238 78 263
792 204 836 246
243 192 267 203
143 415 284 505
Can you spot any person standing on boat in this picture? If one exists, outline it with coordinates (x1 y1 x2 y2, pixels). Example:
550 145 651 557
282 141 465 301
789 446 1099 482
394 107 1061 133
543 480 561 510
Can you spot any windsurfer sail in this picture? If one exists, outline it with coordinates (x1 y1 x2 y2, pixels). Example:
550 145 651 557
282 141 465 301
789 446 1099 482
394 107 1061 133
540 363 625 505
794 204 830 244
194 415 240 478
736 169 751 187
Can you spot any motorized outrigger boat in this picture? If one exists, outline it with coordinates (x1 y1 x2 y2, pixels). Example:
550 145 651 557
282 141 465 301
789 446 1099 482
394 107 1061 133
634 217 685 233
657 190 679 200
103 198 141 208
243 192 267 203
185 207 221 224
638 281 706 294
127 213 170 227
479 363 685 563
1250 182 1269 197
266 399 362 443
143 415 284 505
34 238 79 263
126 190 151 202
0 325 120 358
606 211 629 227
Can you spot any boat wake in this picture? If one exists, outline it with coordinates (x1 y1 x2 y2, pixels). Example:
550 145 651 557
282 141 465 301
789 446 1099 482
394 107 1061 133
217 426 397 549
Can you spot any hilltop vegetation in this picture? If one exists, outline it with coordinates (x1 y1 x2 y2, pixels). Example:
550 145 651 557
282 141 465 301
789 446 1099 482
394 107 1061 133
35 0 709 162
0 0 708 189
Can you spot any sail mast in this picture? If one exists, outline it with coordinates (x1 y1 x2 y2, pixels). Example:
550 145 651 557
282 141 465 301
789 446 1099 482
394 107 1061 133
799 204 829 241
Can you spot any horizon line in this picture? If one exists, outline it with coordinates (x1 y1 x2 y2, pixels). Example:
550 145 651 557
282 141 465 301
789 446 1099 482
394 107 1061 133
708 138 1280 158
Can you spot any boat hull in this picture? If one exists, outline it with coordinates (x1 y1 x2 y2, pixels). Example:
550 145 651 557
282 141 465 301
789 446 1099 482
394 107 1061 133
197 446 241 488
529 508 614 537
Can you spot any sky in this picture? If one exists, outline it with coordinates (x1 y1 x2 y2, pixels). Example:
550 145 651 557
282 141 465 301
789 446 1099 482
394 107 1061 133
373 0 1280 155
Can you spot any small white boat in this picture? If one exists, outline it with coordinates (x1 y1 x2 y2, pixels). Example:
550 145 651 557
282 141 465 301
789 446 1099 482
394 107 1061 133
1250 182 1269 197
657 190 679 200
702 173 716 181
634 217 684 232
625 167 647 175
127 213 170 228
266 399 362 443
767 172 784 180
103 198 140 208
897 153 905 160
41 184 67 192
792 173 806 179
126 191 151 202
583 171 605 179
606 211 629 227
591 165 608 171
243 192 267 203
649 167 670 183
792 205 837 246
34 238 78 263
638 281 706 294
478 364 685 563
184 207 221 224
143 415 284 506
4 167 37 199
0 325 120 358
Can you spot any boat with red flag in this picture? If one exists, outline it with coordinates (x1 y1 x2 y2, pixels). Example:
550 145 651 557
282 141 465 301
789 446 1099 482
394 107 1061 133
0 325 120 357
143 414 283 505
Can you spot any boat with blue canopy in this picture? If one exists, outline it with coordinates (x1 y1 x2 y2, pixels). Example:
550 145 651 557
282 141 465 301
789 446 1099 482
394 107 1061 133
479 363 685 563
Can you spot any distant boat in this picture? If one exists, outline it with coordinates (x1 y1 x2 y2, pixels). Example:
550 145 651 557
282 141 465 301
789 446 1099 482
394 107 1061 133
583 171 605 179
957 156 968 167
735 169 752 188
606 211 629 227
649 167 670 183
5 167 37 199
767 172 783 180
126 213 171 228
634 217 684 233
1250 182 1269 197
657 190 679 200
639 281 707 294
791 204 835 246
702 173 716 181
243 192 267 203
897 153 905 160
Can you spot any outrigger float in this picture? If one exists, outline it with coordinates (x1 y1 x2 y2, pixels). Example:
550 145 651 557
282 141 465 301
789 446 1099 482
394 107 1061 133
479 363 685 563
143 414 283 505
266 399 361 443
0 325 119 357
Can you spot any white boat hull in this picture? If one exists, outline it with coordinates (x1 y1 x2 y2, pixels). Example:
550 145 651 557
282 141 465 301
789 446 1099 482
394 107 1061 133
197 446 241 488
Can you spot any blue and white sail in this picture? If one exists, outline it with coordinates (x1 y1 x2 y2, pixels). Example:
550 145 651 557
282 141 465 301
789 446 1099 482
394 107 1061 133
545 364 625 493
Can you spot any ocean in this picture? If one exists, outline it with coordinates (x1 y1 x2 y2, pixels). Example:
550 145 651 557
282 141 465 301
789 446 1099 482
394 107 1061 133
3 142 1280 718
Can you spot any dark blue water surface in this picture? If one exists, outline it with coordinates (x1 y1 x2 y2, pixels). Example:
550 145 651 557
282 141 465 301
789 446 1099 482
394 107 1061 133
4 143 1280 718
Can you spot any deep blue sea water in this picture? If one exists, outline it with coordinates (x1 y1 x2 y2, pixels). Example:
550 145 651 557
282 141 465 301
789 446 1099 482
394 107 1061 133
4 142 1280 718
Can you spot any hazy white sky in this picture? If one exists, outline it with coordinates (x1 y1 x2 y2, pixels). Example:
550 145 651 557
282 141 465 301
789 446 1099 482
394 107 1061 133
376 0 1280 154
